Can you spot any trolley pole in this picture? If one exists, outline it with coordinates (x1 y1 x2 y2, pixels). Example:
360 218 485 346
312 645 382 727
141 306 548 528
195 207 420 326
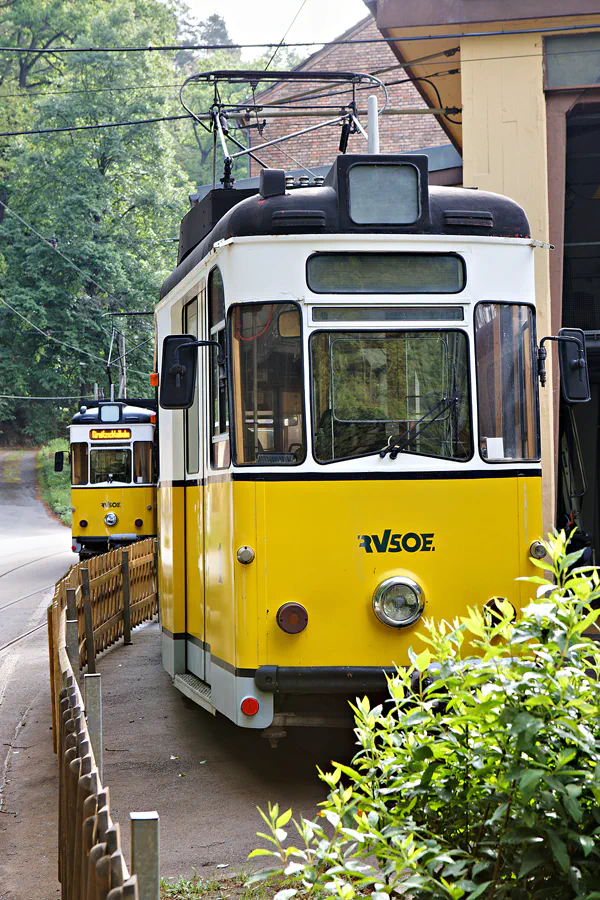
118 331 127 399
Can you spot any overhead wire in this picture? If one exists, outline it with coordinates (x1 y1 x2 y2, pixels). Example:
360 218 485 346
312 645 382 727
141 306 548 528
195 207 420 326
0 298 148 375
0 112 190 139
0 394 96 400
0 199 153 369
0 199 122 303
0 81 183 100
264 0 309 71
2 20 600 52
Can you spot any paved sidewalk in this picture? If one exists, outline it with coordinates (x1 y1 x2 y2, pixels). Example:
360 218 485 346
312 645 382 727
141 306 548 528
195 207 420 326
2 620 352 895
99 622 335 879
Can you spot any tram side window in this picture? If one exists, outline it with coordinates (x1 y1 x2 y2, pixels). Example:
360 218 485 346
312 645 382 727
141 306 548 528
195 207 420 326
475 303 540 461
184 297 200 475
133 442 153 483
71 443 88 485
209 267 230 469
90 448 132 484
230 303 305 465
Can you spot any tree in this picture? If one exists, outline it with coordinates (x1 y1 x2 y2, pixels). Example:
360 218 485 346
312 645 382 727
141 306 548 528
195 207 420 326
0 0 191 443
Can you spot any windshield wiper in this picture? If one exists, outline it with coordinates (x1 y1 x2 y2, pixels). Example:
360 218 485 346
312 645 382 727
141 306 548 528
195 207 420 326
380 397 455 460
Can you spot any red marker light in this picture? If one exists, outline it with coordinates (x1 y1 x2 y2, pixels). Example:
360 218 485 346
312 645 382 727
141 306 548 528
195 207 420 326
149 373 159 387
241 696 259 716
276 602 308 634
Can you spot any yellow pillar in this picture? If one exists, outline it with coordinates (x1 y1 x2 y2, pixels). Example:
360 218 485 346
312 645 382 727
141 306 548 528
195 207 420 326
461 32 555 535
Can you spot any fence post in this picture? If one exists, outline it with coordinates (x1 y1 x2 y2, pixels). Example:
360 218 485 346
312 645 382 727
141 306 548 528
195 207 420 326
84 673 103 781
66 587 77 622
122 549 132 645
81 568 96 675
66 620 79 673
130 811 160 900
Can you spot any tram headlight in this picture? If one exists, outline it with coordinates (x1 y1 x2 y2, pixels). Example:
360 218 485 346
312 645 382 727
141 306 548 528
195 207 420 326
104 512 118 527
483 597 516 626
373 577 423 628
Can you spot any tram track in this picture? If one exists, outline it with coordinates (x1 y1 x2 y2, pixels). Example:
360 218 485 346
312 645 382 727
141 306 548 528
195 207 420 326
0 550 67 580
0 622 47 655
0 582 54 613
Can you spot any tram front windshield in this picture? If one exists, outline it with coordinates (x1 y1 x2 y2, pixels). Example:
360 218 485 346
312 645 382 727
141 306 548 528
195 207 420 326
89 447 131 484
311 330 471 462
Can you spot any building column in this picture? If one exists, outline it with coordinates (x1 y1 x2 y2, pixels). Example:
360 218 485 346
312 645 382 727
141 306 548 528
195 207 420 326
460 32 555 534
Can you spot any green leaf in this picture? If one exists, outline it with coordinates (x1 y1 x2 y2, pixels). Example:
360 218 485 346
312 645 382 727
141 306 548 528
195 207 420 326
564 795 583 823
578 834 596 858
276 809 292 829
518 846 547 878
467 882 492 899
548 830 571 872
556 748 577 769
414 649 432 671
519 769 544 799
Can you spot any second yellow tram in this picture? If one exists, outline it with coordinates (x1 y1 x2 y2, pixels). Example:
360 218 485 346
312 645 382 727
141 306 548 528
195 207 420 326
63 400 158 558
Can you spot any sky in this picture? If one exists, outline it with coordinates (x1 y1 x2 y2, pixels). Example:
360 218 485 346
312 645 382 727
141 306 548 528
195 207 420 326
186 0 370 60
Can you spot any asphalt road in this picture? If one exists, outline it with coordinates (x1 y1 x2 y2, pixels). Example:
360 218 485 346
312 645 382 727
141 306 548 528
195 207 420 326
0 450 358 894
0 450 72 900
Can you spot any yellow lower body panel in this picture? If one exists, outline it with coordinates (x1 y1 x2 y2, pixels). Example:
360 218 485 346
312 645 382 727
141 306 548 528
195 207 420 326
231 474 542 670
72 485 156 547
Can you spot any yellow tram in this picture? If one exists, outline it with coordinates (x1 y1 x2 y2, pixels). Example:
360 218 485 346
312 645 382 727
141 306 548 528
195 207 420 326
155 150 588 734
57 400 158 559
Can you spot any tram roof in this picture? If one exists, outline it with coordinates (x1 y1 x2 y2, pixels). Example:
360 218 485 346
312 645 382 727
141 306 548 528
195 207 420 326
71 399 156 425
161 153 530 300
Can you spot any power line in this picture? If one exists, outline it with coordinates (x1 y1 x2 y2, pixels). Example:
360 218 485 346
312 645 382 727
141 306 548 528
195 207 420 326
264 0 309 71
0 299 149 375
0 199 122 303
1 20 600 53
0 394 95 400
0 81 182 100
0 112 190 139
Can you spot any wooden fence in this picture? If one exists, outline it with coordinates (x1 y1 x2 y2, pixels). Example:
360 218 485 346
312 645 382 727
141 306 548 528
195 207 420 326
48 538 159 900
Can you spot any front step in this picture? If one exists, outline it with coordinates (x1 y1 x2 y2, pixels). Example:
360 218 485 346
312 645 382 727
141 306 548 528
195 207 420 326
174 673 216 715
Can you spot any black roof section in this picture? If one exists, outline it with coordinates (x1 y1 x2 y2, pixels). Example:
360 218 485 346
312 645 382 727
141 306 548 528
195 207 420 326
72 399 156 425
161 154 530 300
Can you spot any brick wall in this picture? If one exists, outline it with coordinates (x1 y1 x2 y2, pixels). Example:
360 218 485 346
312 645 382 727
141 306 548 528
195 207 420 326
245 16 450 176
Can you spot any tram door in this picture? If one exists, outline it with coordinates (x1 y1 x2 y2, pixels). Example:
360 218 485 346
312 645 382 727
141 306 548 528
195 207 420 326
183 294 206 680
558 105 600 563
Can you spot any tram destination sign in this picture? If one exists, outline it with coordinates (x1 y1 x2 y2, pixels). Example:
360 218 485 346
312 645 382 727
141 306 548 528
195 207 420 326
89 428 132 440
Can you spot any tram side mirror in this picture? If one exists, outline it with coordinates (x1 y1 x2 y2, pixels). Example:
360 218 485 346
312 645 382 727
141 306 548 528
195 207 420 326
159 334 198 409
538 328 590 403
54 451 64 473
558 328 590 404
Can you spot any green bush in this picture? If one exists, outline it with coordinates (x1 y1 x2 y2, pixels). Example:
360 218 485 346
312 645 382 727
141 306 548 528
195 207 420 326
251 533 600 899
37 438 71 526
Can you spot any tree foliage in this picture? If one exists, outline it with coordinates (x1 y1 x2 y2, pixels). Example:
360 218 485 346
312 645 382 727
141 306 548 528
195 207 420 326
251 532 600 898
0 0 313 443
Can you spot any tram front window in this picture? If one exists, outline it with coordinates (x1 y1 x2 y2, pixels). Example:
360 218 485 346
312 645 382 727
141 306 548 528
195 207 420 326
311 330 471 463
230 302 305 465
89 447 132 484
